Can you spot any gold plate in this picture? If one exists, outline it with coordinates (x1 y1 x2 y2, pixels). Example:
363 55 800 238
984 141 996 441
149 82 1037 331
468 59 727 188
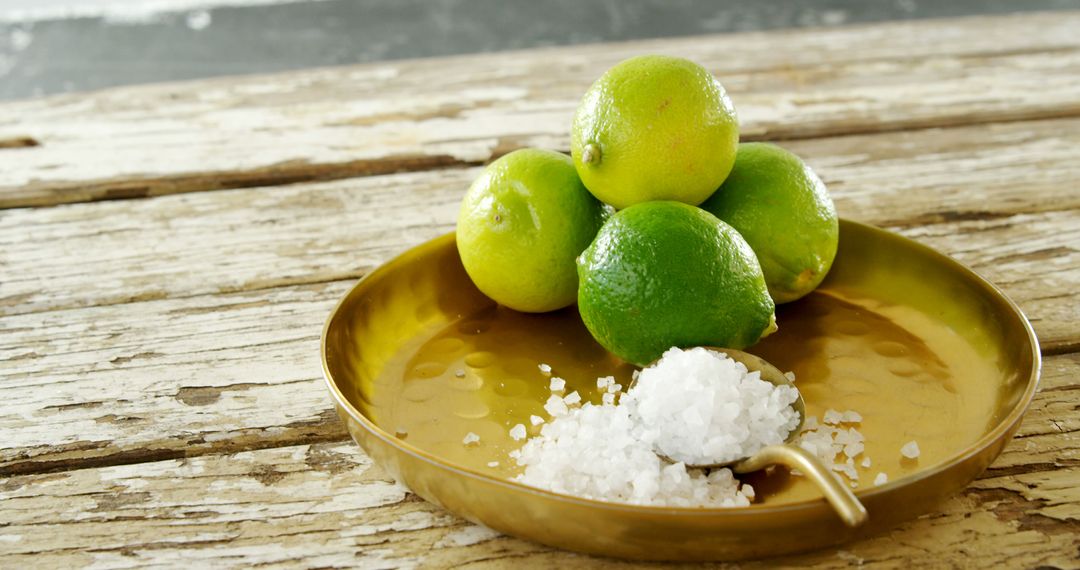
321 219 1040 561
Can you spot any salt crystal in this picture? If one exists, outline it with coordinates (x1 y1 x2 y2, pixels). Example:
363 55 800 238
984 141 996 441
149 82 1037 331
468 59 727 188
487 461 499 467
544 394 568 417
597 376 614 389
823 409 844 425
549 377 565 391
462 432 480 446
874 472 888 486
455 369 466 378
509 424 527 441
842 410 863 423
538 363 552 375
843 442 864 458
784 371 796 382
861 456 871 468
607 383 622 394
602 393 615 406
564 391 582 405
901 440 920 459
529 415 545 426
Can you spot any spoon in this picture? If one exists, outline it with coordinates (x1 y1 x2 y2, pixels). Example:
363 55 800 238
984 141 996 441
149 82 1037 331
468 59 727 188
639 347 868 527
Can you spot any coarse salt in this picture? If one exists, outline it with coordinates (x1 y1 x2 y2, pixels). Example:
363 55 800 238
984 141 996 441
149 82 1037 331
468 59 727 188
544 394 568 417
529 415 545 426
628 348 800 466
462 432 480 446
874 472 888 486
798 413 870 484
512 347 798 507
538 363 552 375
549 377 565 391
901 440 921 459
509 424 527 441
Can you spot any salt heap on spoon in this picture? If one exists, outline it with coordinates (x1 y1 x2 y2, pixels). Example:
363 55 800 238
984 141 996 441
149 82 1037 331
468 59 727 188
512 347 801 507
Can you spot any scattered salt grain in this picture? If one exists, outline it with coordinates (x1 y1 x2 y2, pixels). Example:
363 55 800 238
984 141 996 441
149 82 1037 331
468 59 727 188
455 369 466 378
874 472 888 486
901 440 921 459
544 394 568 417
823 409 844 425
784 371 796 382
509 424 527 441
607 383 622 394
842 410 863 424
797 413 870 484
602 393 615 406
549 377 565 391
563 391 581 405
597 376 614 390
462 432 480 446
487 461 500 467
538 363 552 375
529 415 545 426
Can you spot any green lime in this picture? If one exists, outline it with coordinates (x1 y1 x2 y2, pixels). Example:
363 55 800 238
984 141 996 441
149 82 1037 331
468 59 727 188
570 55 740 210
577 201 776 365
701 143 839 304
457 148 607 313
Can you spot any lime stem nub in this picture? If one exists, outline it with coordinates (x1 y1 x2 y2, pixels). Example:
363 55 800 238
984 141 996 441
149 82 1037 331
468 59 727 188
582 143 601 166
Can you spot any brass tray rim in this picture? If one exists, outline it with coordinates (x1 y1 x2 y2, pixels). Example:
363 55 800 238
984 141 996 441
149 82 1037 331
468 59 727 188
320 218 1041 517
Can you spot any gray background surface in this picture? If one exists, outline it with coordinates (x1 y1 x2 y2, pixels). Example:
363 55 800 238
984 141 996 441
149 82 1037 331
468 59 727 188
1 0 1077 101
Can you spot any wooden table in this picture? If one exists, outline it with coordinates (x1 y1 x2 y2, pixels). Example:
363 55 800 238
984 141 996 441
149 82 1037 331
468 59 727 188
2 11 1079 568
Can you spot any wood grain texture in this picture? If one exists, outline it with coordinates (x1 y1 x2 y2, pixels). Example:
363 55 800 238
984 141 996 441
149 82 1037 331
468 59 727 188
3 117 1078 319
2 12 1079 566
2 354 1077 568
1 12 1080 208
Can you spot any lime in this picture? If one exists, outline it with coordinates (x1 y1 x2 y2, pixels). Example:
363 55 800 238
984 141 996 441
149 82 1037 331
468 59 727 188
577 201 776 365
570 55 740 210
457 148 607 313
701 143 838 304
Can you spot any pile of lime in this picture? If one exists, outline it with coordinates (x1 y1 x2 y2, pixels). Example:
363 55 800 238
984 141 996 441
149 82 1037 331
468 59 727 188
456 55 838 366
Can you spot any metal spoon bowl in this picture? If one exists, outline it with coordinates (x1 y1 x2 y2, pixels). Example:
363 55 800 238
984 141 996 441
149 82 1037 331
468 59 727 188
638 347 868 527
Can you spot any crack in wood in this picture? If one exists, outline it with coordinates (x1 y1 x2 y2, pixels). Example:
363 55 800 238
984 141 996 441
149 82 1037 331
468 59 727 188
0 409 349 477
1 154 476 209
0 136 39 149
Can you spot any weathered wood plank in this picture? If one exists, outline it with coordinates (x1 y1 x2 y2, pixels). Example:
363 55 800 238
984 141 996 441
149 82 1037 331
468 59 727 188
0 281 350 477
1 209 1076 477
2 353 1077 567
3 117 1078 319
1 12 1079 208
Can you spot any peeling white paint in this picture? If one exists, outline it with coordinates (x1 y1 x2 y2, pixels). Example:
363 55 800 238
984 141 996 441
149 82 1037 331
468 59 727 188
435 524 501 548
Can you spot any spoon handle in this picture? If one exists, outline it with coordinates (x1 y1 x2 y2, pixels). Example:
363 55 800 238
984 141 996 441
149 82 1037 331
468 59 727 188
734 444 868 528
